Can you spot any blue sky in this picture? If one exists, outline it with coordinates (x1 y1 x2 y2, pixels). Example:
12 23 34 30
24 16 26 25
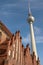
0 0 43 65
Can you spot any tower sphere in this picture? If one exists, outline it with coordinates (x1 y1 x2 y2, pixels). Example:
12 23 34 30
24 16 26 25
28 15 35 23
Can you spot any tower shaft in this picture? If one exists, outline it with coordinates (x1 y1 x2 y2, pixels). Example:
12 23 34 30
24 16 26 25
29 22 38 60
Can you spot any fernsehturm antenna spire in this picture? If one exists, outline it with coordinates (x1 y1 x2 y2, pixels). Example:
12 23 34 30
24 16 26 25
28 1 31 16
27 0 38 60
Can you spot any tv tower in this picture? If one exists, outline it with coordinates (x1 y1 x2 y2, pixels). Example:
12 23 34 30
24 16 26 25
27 2 38 60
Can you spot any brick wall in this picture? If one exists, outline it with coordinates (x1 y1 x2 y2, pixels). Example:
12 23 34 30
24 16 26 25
0 31 40 65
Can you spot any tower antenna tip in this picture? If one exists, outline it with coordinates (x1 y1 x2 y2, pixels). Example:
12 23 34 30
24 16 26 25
28 0 32 15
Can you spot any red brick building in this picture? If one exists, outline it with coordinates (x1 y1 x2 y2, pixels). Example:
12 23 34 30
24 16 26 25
0 21 40 65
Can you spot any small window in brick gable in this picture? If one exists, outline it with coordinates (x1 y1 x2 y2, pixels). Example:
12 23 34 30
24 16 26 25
0 32 2 39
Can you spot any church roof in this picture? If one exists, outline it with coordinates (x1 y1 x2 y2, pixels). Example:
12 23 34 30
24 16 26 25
0 21 12 38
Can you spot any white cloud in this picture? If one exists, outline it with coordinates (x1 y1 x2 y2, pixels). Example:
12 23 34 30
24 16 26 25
22 26 43 45
4 3 17 7
36 36 43 43
0 0 43 17
31 2 43 10
0 11 18 16
22 33 31 45
34 26 41 35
